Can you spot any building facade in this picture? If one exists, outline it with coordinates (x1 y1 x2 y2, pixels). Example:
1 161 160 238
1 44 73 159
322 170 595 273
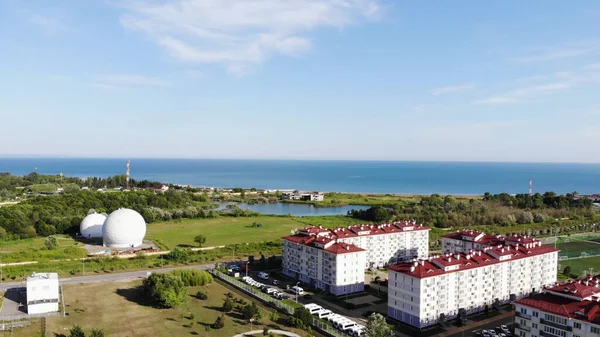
26 272 59 315
514 275 600 337
442 230 540 254
282 234 366 296
281 190 324 201
387 242 558 328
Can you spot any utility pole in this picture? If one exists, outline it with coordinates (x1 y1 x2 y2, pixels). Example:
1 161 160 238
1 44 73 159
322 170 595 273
82 252 85 276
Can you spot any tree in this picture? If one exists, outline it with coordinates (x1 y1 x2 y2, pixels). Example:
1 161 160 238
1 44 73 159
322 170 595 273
242 302 259 319
269 311 279 323
256 310 263 322
364 313 394 337
518 212 534 224
196 290 208 300
263 326 269 336
563 266 572 276
142 273 187 308
44 235 58 250
292 307 312 328
212 315 225 329
223 297 234 312
90 329 105 337
194 234 206 247
69 325 86 337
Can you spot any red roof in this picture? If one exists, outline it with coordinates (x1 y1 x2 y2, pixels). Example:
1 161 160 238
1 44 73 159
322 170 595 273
282 234 364 255
443 230 539 247
324 242 365 254
389 243 559 279
515 293 600 325
545 275 600 300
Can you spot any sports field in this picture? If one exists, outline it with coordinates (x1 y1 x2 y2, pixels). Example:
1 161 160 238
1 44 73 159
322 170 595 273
146 216 305 249
556 240 600 258
560 256 600 276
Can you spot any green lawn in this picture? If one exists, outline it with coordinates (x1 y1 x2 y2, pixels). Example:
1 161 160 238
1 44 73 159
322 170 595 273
0 235 87 263
48 279 309 337
556 241 600 258
146 216 306 249
560 256 600 276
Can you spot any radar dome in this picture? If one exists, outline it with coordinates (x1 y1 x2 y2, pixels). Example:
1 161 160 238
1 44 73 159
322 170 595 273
80 213 106 239
102 208 146 248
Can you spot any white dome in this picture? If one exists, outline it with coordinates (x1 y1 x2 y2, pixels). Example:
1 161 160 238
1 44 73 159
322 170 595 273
80 213 106 239
102 208 146 248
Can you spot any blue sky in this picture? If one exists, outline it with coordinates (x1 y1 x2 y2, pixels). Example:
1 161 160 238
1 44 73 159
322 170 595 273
1 0 599 162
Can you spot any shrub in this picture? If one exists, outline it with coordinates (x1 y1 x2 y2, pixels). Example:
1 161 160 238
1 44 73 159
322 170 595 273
223 298 234 312
170 269 213 286
90 328 105 337
263 326 269 335
212 315 225 329
165 248 191 263
241 302 259 319
69 325 85 337
293 307 312 328
518 212 534 224
563 266 572 276
196 290 208 300
142 273 187 308
269 311 279 322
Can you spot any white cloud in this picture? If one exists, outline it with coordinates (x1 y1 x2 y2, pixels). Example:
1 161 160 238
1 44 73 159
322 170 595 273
472 70 600 105
28 14 69 35
116 0 381 75
431 84 474 96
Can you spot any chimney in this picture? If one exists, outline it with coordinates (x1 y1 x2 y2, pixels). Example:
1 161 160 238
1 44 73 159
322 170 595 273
413 261 418 267
420 260 425 266
410 266 415 272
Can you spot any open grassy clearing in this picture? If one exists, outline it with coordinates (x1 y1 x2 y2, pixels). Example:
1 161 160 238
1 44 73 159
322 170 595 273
146 216 305 249
48 279 309 337
0 235 87 263
0 319 44 337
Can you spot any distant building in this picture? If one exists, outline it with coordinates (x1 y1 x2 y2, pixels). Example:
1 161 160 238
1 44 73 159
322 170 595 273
515 274 600 337
442 229 540 254
387 241 558 328
281 190 324 201
26 272 59 315
154 184 169 193
282 234 366 296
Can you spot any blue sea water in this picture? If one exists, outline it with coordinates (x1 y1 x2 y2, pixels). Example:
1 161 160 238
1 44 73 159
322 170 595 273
0 158 599 195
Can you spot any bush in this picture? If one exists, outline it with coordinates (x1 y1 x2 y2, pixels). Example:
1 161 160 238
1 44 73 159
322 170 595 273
241 302 259 320
223 298 234 312
196 290 208 300
263 326 269 335
533 213 547 223
170 269 213 286
69 325 85 337
563 266 572 276
518 212 534 224
142 273 187 308
269 311 279 322
90 328 105 337
165 248 191 263
212 315 225 329
293 307 312 328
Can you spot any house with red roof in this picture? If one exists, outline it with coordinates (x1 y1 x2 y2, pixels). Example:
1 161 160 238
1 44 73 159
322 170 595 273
387 241 559 329
514 274 600 337
442 229 540 254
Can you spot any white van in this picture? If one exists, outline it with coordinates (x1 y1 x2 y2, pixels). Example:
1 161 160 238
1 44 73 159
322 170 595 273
257 272 269 280
339 320 358 331
291 286 304 295
304 303 323 314
316 309 332 319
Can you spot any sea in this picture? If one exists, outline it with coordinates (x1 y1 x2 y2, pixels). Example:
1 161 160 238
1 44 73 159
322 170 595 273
0 158 599 195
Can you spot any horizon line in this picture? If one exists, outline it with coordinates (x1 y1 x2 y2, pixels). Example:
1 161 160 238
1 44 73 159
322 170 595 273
0 155 599 165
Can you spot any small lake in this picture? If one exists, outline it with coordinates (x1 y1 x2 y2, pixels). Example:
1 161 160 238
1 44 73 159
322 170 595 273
215 202 370 216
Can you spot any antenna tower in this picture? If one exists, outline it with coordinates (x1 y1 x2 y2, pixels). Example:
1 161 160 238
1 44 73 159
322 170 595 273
529 180 533 196
126 160 131 189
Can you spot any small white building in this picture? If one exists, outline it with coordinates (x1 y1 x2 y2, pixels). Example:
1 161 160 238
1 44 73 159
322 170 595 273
26 272 59 315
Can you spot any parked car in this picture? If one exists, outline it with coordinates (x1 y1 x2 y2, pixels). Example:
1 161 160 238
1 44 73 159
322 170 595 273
500 325 510 334
266 288 277 295
290 286 304 295
257 272 269 280
272 280 280 285
303 294 312 299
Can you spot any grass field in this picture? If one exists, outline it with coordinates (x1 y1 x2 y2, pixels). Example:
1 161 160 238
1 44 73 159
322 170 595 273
556 241 600 258
0 235 87 263
146 216 306 249
0 319 44 337
48 279 309 337
560 256 600 276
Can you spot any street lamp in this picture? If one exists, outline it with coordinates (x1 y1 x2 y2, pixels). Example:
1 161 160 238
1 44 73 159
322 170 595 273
295 282 300 303
249 318 254 331
246 261 250 277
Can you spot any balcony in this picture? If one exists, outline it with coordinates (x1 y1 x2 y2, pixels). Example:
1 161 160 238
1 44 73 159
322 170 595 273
540 331 563 337
540 319 572 332
515 311 532 320
515 323 531 332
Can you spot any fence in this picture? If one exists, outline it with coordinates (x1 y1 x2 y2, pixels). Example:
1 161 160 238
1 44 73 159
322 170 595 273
211 270 296 315
210 269 353 337
0 321 31 331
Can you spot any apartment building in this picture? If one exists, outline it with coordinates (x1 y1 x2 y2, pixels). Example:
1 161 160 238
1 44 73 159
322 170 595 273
387 241 558 328
514 274 600 337
282 232 366 296
442 229 540 254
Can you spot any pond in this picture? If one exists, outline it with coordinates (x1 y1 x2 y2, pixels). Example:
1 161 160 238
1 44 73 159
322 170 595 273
215 202 370 216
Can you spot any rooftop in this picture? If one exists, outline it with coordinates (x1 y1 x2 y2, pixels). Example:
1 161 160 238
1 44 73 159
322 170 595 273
545 274 600 300
515 292 600 325
443 230 539 246
27 272 59 282
282 233 364 255
389 242 558 279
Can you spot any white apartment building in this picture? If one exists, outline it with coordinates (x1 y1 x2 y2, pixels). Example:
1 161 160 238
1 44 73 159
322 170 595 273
442 230 540 254
27 272 59 315
514 274 600 337
387 242 558 328
282 233 366 296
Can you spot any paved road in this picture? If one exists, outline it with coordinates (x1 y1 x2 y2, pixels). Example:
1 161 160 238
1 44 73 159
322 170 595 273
233 329 300 337
446 317 514 337
0 263 214 291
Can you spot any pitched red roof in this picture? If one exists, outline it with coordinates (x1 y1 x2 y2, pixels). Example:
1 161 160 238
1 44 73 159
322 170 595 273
389 243 558 279
515 293 600 325
443 230 539 247
282 234 364 255
324 242 365 254
545 275 600 300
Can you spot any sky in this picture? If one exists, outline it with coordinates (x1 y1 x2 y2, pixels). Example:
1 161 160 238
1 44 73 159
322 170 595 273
1 0 599 163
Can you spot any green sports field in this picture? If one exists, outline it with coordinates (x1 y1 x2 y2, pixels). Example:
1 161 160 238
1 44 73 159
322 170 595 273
556 240 600 258
560 256 600 276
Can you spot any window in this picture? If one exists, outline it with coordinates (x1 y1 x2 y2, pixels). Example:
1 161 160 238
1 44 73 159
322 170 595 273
520 308 527 314
532 323 537 329
591 327 600 334
532 311 538 317
573 322 581 329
